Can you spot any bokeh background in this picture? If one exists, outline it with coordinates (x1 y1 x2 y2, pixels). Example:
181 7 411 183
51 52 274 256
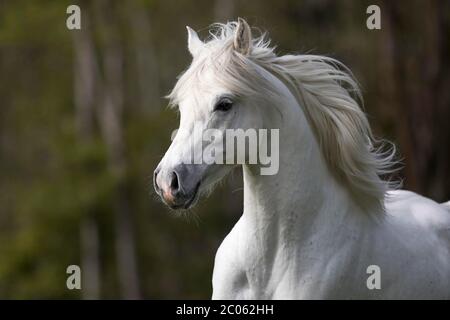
0 0 449 299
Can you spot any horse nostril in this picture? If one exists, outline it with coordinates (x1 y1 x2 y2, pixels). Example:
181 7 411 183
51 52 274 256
170 171 179 192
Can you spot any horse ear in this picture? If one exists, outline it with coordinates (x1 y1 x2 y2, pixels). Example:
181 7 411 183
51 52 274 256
233 18 252 55
186 26 203 57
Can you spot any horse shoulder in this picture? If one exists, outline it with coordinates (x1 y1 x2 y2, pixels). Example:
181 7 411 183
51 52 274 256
212 216 250 299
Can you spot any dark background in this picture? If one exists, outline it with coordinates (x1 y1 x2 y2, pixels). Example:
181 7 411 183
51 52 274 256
0 0 449 299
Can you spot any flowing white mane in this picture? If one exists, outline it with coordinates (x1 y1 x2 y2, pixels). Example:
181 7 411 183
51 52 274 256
168 21 398 211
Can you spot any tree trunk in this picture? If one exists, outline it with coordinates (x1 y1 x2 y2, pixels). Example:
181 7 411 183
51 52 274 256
93 1 141 299
127 2 160 113
72 12 101 300
380 0 450 202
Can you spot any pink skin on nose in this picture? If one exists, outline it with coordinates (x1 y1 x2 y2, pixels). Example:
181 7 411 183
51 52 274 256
163 189 175 204
157 174 176 204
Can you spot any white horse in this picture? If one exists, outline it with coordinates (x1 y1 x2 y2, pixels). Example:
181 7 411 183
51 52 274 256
154 19 450 299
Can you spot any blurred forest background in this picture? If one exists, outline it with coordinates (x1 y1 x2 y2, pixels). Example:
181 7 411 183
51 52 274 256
0 0 449 299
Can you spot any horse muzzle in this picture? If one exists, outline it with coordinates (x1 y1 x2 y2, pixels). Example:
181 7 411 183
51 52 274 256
153 165 201 210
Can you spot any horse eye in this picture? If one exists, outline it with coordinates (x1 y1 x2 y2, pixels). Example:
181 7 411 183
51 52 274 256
214 99 233 112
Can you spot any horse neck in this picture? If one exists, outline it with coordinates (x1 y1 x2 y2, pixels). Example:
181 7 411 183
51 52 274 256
241 94 367 255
